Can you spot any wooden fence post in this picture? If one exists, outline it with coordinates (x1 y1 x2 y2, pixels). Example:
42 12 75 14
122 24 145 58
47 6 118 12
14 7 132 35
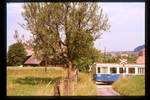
63 78 74 96
63 79 69 96
54 80 60 96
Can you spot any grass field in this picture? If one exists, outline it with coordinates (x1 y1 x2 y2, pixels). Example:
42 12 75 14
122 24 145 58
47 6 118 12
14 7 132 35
112 75 145 96
7 66 97 96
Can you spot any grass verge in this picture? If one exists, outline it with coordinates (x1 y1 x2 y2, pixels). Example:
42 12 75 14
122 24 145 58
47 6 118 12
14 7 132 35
112 75 145 96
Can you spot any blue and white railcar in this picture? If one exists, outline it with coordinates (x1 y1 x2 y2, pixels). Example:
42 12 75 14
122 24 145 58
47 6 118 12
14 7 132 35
92 63 145 84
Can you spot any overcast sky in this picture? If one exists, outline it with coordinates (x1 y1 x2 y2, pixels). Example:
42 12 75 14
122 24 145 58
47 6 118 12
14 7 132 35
7 3 145 52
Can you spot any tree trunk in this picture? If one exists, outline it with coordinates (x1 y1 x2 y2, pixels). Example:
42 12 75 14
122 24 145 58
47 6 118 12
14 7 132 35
67 61 72 79
45 60 48 72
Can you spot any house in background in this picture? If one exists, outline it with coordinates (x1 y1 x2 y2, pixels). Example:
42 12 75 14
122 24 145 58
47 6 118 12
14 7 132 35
136 48 145 64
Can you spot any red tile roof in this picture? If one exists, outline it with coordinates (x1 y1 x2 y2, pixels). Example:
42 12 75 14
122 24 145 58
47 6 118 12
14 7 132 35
136 48 145 64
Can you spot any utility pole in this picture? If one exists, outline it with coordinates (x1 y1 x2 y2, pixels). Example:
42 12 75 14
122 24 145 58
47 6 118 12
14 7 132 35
104 47 106 63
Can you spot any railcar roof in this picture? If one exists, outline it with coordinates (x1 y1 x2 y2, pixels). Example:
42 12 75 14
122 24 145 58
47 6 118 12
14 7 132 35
94 63 145 67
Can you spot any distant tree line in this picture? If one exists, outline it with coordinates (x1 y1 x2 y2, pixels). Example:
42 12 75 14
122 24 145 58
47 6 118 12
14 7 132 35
7 41 137 69
98 53 138 64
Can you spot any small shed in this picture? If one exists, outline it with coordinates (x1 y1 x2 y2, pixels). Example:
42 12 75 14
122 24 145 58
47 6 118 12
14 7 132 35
24 55 44 66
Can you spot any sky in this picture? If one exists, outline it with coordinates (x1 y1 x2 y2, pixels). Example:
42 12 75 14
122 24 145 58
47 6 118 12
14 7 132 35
7 3 145 52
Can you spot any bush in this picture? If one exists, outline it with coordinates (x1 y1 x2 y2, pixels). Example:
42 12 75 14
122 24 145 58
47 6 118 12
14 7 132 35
74 48 101 72
7 42 27 66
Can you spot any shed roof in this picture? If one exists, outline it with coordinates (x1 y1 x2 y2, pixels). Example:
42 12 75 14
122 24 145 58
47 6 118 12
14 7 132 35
24 55 42 65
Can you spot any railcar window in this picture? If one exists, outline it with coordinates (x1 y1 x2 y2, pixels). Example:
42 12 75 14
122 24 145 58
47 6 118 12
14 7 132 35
110 67 117 73
142 68 145 74
129 68 135 73
119 68 123 73
138 68 144 74
101 67 108 73
98 67 100 73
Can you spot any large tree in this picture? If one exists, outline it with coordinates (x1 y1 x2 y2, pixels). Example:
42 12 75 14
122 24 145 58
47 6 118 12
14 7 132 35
21 3 110 77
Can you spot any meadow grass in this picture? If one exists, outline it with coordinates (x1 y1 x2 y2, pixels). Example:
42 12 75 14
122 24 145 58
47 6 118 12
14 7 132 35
112 75 145 96
7 66 97 96
7 66 66 96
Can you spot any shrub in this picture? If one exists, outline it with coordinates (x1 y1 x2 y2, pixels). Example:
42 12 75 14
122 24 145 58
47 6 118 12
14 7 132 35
7 42 27 66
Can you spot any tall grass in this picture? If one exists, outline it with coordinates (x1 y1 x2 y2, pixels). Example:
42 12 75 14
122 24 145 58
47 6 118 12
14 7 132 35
112 76 145 96
74 72 97 96
7 66 97 96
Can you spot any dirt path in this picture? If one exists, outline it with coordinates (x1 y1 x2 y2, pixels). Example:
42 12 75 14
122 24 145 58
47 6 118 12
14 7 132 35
96 83 120 96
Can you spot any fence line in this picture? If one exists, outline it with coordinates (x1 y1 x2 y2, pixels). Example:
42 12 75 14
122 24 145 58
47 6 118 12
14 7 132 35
53 69 79 96
53 76 78 96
